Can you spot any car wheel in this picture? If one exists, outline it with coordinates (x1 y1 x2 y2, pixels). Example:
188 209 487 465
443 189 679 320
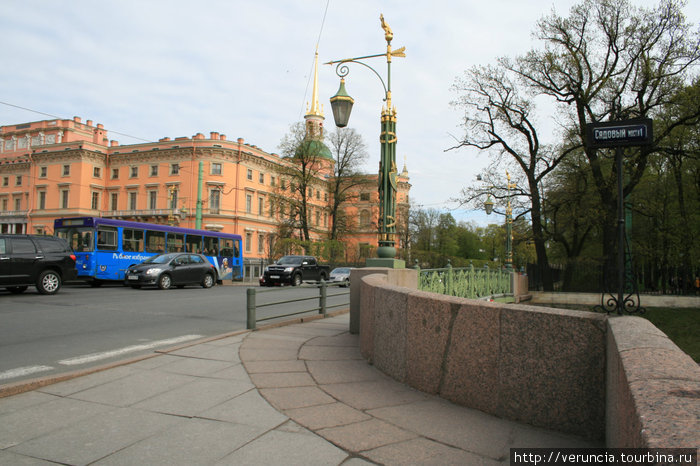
158 274 172 290
37 270 61 295
202 273 214 288
90 280 103 287
7 286 28 294
292 273 302 286
130 284 141 289
343 278 350 288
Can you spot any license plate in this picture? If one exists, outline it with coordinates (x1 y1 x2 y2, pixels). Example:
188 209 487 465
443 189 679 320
270 275 280 279
127 275 138 280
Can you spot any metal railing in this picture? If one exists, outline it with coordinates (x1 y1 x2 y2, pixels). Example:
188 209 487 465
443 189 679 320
246 281 350 330
417 262 512 299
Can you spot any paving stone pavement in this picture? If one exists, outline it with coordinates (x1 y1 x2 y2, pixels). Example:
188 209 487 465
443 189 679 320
0 312 599 465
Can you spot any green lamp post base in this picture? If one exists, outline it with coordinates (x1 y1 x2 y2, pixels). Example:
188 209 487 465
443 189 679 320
366 257 405 269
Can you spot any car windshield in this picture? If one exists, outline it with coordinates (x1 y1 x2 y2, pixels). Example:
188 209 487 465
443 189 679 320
277 256 303 265
332 268 350 274
143 253 177 264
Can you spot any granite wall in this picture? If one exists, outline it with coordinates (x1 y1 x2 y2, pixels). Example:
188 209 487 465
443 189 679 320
359 273 699 446
606 316 700 448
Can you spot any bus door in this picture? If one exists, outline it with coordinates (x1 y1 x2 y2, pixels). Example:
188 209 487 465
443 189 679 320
95 226 119 280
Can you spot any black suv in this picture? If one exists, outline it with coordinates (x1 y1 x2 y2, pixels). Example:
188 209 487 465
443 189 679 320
0 234 77 295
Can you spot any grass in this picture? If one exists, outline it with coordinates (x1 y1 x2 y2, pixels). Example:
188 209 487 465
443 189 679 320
639 307 700 363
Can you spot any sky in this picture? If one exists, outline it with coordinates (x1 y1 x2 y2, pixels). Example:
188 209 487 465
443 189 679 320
2 0 698 226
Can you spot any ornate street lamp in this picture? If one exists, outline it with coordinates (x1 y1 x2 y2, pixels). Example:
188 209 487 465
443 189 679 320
327 14 406 268
483 171 515 270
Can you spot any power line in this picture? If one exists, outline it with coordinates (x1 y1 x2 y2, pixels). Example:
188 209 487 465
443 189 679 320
0 100 152 143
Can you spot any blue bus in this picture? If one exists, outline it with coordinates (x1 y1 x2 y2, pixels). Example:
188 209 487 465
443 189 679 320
54 217 243 284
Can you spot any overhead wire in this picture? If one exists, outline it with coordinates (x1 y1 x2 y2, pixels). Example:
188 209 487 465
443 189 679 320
0 100 152 143
298 0 331 120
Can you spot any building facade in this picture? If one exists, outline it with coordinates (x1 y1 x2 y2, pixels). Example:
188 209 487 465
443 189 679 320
0 57 410 278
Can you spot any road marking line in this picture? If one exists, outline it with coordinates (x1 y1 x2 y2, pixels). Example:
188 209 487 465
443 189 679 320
57 335 204 366
0 365 54 381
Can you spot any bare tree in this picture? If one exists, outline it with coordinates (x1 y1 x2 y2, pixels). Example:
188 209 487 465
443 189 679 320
327 127 371 241
274 122 331 247
508 0 700 262
450 65 575 289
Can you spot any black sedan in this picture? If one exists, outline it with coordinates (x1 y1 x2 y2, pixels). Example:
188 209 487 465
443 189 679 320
124 253 217 290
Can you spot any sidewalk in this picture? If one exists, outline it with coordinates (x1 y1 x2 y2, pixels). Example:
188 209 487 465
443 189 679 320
0 312 598 465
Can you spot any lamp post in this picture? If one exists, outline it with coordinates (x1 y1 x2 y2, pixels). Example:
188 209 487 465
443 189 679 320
483 171 515 270
327 14 406 268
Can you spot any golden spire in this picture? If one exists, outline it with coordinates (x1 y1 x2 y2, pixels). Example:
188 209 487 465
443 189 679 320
306 49 324 118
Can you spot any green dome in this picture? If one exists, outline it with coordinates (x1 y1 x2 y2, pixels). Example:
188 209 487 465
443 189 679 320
296 139 333 160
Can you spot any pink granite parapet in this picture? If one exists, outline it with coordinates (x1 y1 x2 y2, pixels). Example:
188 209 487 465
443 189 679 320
606 316 700 448
360 274 608 440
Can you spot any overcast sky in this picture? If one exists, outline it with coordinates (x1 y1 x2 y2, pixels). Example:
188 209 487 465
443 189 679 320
2 1 698 226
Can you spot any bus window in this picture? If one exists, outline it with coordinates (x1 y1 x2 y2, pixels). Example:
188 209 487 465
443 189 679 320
97 228 118 251
123 228 144 252
146 230 166 253
167 233 184 252
233 239 240 258
185 235 202 253
203 236 218 255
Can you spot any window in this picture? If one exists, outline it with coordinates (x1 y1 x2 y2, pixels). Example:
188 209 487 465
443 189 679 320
324 212 328 226
146 230 166 253
91 192 100 210
308 187 313 197
169 188 178 209
258 196 264 215
60 189 69 209
122 228 144 252
130 166 138 178
203 236 218 255
245 232 252 252
96 228 118 251
186 235 202 253
258 233 265 253
128 192 137 210
324 192 328 201
270 176 275 186
315 210 320 226
39 167 47 178
280 179 286 190
246 194 252 213
62 164 70 176
14 197 21 211
210 189 220 214
93 167 101 178
2 177 8 187
37 191 46 210
259 173 264 183
1 198 7 211
246 169 253 180
110 193 118 211
170 163 179 175
360 193 370 201
211 162 222 175
149 190 157 210
316 190 320 200
167 233 184 252
15 175 22 186
111 168 119 179
150 164 159 176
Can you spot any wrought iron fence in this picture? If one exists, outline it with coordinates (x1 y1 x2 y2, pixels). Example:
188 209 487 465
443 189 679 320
417 262 512 299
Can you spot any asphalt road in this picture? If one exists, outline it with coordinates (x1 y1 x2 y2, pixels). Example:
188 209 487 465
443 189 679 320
0 281 349 387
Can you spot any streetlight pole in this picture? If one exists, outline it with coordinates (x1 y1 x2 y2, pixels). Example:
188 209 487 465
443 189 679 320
483 171 515 270
327 14 406 268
